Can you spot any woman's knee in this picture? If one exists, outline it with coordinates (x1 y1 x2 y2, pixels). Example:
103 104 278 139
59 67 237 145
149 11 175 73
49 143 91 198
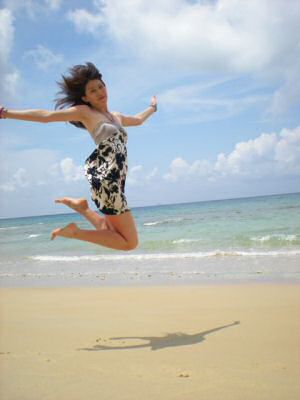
125 236 139 251
105 212 138 250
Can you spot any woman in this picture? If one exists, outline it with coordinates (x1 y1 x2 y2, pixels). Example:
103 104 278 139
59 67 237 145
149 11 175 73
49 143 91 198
0 62 157 251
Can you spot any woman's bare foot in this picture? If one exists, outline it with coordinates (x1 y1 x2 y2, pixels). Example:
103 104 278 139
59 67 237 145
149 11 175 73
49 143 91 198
55 197 88 213
51 222 79 240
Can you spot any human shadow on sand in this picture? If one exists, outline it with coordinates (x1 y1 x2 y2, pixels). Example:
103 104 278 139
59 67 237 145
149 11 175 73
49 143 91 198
78 321 240 352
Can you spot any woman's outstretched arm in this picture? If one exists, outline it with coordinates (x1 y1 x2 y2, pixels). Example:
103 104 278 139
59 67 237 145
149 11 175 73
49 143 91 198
0 105 88 124
115 95 157 127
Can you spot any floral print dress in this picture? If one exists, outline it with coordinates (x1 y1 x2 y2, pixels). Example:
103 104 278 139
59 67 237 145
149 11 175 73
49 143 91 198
84 122 130 215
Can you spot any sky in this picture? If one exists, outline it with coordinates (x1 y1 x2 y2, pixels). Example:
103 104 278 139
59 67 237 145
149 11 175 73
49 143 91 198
0 0 300 218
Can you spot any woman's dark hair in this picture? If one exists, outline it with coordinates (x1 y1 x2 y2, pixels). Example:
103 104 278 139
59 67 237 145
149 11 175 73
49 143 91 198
54 62 104 129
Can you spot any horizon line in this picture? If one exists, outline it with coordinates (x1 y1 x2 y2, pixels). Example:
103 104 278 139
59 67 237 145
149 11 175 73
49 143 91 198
1 190 299 220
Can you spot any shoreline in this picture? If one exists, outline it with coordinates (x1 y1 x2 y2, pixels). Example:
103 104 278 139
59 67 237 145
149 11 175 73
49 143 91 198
1 275 300 289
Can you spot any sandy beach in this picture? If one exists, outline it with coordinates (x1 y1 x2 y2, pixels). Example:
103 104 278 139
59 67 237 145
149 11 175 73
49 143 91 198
0 283 299 399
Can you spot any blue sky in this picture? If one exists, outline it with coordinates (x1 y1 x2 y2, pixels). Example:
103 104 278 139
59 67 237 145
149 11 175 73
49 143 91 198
0 0 300 218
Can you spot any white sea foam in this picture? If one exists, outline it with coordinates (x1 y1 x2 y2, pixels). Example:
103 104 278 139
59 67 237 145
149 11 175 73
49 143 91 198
144 218 184 226
27 234 42 239
250 234 298 242
0 223 44 231
172 238 203 244
29 249 300 263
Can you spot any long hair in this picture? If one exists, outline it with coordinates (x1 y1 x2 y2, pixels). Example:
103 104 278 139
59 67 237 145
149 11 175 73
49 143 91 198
54 62 104 129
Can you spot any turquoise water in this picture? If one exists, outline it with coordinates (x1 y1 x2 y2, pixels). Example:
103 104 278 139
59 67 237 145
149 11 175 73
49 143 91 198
0 193 300 286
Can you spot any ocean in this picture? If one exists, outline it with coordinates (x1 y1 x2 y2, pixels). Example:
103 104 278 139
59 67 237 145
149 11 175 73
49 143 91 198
0 192 299 287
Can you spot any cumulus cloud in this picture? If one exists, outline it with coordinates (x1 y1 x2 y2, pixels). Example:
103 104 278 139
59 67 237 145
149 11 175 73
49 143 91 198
164 126 300 182
66 0 300 115
0 148 56 192
67 0 300 73
0 146 85 193
163 158 189 182
0 8 20 102
59 158 85 183
23 44 63 71
67 8 104 35
44 157 85 184
0 168 29 192
127 165 159 187
1 125 299 216
215 127 300 178
164 157 213 182
3 126 297 193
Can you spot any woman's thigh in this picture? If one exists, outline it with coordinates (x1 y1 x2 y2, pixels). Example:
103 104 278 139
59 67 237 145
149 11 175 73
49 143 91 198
105 211 138 247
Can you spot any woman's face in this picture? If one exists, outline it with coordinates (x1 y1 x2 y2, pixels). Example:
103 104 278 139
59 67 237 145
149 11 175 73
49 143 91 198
82 79 107 108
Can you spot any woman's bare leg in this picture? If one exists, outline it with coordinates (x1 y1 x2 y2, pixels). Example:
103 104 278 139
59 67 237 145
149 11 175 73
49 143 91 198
54 197 116 232
51 211 138 251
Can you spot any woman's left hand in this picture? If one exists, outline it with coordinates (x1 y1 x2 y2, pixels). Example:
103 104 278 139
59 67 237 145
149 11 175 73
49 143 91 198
150 95 157 107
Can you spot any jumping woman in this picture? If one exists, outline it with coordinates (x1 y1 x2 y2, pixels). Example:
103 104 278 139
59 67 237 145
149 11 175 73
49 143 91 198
0 62 157 251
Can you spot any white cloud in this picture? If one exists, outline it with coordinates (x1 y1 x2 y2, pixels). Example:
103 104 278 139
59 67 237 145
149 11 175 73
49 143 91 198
0 148 57 191
0 9 13 62
45 0 62 10
163 158 189 182
44 157 85 183
215 127 300 178
127 165 144 186
0 147 84 193
67 0 300 115
3 0 36 17
267 65 300 117
146 167 159 181
158 78 268 123
59 158 85 183
275 128 300 164
24 45 64 70
130 165 143 174
0 8 20 101
164 126 300 182
0 168 29 192
1 125 299 216
127 164 159 186
67 8 104 35
164 157 213 182
3 0 62 17
68 0 300 73
6 126 293 192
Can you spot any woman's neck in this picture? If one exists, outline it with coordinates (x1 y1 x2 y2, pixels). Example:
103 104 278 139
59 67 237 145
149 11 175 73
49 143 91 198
88 100 108 112
94 106 109 113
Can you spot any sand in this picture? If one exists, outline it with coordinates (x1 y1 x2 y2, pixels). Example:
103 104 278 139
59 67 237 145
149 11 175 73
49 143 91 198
0 283 300 399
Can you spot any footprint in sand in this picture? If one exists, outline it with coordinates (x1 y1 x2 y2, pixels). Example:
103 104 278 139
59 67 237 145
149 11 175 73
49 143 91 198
178 372 190 378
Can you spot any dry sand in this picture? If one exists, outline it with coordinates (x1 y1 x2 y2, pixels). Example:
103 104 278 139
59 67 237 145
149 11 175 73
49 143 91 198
0 283 299 400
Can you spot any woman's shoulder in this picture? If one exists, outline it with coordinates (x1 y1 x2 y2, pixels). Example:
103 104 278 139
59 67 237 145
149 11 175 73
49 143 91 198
111 111 123 125
67 104 91 121
74 104 92 114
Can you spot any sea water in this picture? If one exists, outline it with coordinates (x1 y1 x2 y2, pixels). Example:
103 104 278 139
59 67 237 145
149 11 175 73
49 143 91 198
0 192 299 287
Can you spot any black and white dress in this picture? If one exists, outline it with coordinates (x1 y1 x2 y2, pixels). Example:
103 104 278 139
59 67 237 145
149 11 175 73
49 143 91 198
84 118 130 215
